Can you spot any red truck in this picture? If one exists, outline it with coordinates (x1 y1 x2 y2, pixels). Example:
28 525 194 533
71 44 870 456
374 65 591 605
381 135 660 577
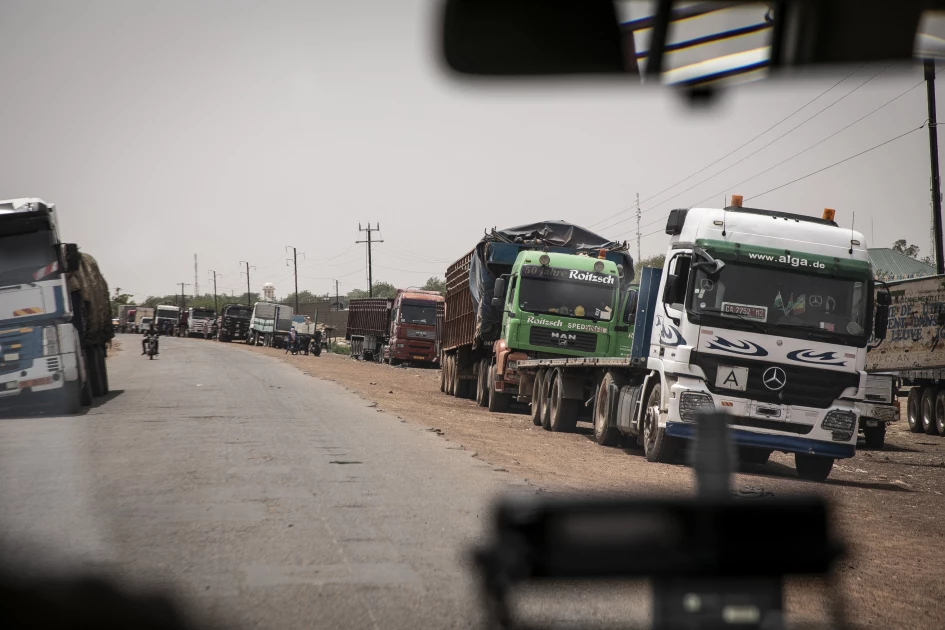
346 289 445 365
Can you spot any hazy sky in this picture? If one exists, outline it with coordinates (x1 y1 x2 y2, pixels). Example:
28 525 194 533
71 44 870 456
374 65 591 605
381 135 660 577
0 1 938 301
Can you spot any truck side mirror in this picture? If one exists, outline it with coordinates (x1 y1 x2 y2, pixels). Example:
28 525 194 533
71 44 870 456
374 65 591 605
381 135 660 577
491 297 502 308
59 243 80 273
875 292 891 341
494 277 507 299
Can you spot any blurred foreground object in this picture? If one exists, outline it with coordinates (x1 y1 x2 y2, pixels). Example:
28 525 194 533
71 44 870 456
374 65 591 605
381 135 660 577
474 412 845 629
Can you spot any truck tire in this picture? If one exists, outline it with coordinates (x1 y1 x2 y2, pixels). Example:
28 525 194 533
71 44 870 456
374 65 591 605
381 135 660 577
488 364 512 412
549 371 578 432
795 454 834 482
439 360 446 392
922 388 941 435
907 387 925 432
863 424 886 449
643 384 681 464
86 347 103 397
79 370 93 407
58 381 83 415
738 446 771 466
96 346 109 396
936 390 945 436
446 355 456 396
539 370 554 431
594 372 623 446
476 358 489 407
530 370 546 426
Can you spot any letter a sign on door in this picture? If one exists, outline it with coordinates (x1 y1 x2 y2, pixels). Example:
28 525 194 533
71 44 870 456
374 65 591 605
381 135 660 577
715 366 748 391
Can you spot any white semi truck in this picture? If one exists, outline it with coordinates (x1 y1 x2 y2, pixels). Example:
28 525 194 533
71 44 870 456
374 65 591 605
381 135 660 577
0 198 113 413
516 199 888 481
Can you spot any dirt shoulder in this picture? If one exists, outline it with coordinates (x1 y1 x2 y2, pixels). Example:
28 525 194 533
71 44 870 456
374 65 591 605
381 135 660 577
237 343 945 629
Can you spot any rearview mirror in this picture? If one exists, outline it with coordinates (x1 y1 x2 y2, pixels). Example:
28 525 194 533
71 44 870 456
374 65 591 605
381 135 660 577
875 291 892 341
494 277 507 299
60 243 80 273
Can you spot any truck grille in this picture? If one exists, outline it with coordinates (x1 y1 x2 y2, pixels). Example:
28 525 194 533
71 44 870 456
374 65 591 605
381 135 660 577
529 327 597 353
0 327 37 375
692 352 859 409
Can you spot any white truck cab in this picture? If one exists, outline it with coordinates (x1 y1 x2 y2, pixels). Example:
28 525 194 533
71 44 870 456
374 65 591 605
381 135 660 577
645 201 875 480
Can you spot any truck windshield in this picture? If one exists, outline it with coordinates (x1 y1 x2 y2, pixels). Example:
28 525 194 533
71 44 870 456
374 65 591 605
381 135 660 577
0 230 59 286
689 263 868 341
192 309 215 319
518 277 615 321
225 307 252 318
156 309 178 318
400 303 436 325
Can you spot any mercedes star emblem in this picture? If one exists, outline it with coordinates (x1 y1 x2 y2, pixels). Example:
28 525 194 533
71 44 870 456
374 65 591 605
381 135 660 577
762 367 787 391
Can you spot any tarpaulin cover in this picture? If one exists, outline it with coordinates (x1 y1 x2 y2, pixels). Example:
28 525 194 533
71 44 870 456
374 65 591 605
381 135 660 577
470 221 634 345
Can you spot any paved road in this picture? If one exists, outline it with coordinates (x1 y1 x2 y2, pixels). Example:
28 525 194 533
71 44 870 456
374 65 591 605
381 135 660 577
0 335 538 629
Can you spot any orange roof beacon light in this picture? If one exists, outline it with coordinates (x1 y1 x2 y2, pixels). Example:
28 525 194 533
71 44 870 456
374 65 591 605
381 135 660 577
730 194 743 208
823 208 836 222
598 248 607 259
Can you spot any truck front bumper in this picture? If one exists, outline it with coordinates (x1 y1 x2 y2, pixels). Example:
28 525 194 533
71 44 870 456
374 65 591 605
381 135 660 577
665 422 856 459
0 356 68 399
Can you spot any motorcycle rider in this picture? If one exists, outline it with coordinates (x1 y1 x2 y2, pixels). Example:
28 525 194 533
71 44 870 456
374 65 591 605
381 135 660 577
142 322 159 356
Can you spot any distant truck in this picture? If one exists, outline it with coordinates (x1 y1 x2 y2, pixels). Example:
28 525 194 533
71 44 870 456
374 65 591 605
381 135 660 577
117 304 137 333
154 304 180 335
344 290 444 364
865 275 945 441
186 306 216 338
247 302 294 347
216 303 252 342
0 198 113 413
134 307 154 332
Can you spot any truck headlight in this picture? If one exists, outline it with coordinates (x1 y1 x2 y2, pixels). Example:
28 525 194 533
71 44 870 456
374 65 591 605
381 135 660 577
822 410 856 432
678 391 714 422
42 326 60 356
507 361 518 371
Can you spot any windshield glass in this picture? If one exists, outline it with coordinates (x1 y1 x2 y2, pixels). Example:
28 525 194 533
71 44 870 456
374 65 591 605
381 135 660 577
400 303 436 325
156 309 178 318
0 230 59 286
191 309 215 319
225 307 252 318
518 276 616 321
690 263 868 339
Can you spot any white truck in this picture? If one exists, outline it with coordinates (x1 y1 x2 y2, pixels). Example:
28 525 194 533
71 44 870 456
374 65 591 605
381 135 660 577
0 198 113 413
154 304 180 335
186 306 216 338
133 307 154 333
516 200 887 481
247 302 294 347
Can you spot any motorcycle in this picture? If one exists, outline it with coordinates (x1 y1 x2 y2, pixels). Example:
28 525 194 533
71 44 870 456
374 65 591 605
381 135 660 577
145 334 158 359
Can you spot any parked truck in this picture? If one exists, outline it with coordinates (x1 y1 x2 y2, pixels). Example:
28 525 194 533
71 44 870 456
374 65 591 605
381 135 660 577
865 275 945 440
0 198 113 413
216 303 252 342
186 306 216 338
513 201 886 482
441 221 634 411
345 289 446 364
117 304 137 333
134 307 154 333
345 298 393 361
247 302 294 347
154 304 180 335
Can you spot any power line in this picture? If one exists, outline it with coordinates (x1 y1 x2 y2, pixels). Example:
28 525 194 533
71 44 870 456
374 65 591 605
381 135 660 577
588 65 864 229
747 124 926 201
690 75 929 207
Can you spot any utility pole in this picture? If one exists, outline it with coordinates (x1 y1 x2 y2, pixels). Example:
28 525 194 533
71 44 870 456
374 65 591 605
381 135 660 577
177 282 190 310
208 270 222 314
335 280 340 310
239 261 256 307
926 59 945 274
356 223 383 297
286 246 305 312
194 254 199 297
635 192 641 263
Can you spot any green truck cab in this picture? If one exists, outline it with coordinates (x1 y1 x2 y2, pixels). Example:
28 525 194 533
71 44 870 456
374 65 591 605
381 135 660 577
489 250 635 408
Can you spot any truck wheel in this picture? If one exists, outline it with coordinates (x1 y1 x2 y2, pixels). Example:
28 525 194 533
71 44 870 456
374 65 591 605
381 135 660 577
738 447 771 466
863 425 886 449
476 358 490 407
594 372 623 446
57 381 83 415
549 371 578 432
455 358 472 398
79 369 93 407
446 355 456 395
907 387 925 432
97 346 109 396
936 390 945 436
530 370 546 426
922 388 941 435
488 364 512 412
643 384 681 464
539 370 554 431
86 347 103 397
795 454 834 482
439 361 446 392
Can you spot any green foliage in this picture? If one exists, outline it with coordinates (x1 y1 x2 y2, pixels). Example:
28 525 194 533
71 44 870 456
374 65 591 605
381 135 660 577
892 239 921 258
280 290 320 304
109 293 134 317
421 276 446 296
329 342 350 355
633 254 665 280
347 281 397 300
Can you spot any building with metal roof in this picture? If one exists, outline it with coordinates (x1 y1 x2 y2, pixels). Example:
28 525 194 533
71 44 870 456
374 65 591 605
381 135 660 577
868 248 936 281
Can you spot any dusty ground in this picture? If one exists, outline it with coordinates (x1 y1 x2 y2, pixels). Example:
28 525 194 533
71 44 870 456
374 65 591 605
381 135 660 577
240 343 945 629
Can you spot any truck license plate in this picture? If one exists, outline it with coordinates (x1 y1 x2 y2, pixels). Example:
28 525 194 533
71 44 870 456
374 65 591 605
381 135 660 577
715 366 748 391
413 355 424 360
866 420 878 427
